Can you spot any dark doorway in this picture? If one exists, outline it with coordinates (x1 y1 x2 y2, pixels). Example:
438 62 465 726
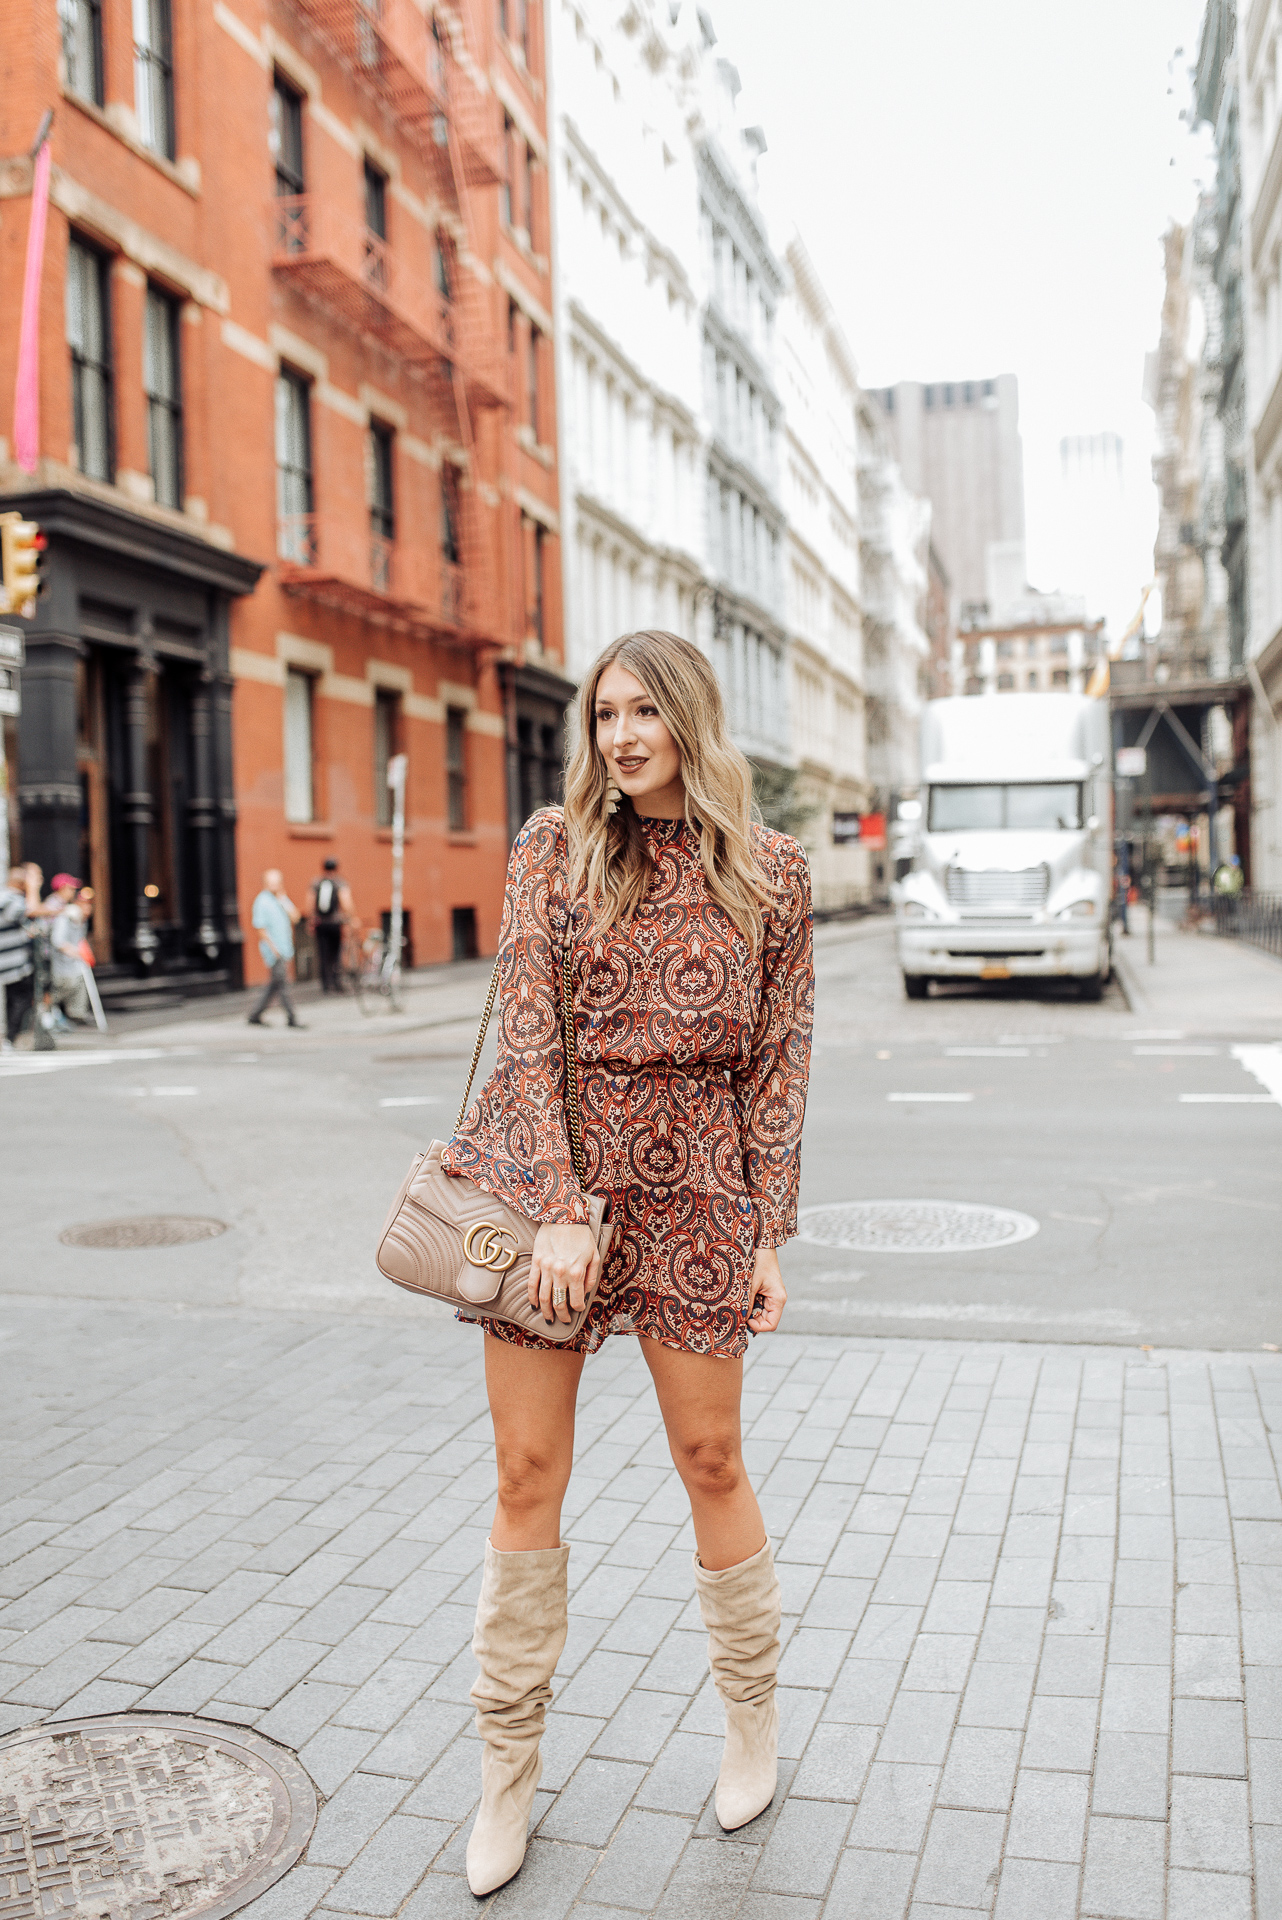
452 905 478 959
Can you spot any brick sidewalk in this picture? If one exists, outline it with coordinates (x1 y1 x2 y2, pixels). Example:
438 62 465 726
3 1301 1280 1918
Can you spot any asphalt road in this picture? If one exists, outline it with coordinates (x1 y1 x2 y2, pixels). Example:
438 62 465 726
4 916 1279 1350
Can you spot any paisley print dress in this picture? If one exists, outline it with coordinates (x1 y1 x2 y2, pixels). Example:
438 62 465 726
441 806 813 1358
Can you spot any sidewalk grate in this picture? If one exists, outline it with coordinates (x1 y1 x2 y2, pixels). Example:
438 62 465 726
798 1199 1040 1251
59 1216 229 1249
0 1713 316 1920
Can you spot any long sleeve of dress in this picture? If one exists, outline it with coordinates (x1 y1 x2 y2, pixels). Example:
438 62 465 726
442 810 591 1228
732 840 814 1248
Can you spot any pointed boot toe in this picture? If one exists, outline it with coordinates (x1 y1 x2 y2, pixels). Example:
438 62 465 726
465 1753 541 1896
714 1696 779 1830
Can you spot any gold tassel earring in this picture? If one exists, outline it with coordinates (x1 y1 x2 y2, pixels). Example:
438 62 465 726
605 780 621 817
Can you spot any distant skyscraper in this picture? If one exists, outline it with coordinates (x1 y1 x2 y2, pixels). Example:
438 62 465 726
874 376 1026 614
1055 431 1134 639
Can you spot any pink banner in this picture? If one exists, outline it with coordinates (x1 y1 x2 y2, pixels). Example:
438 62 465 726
13 137 52 476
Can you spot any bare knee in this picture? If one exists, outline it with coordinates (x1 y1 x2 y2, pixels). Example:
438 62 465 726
495 1444 569 1517
676 1436 744 1503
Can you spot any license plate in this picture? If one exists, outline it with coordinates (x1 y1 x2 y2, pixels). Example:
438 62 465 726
980 965 1012 980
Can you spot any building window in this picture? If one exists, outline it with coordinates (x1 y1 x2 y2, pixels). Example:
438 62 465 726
373 687 401 827
996 671 1015 690
66 236 113 483
271 75 304 195
446 707 468 830
441 465 461 565
996 639 1015 659
60 0 103 104
433 230 452 301
363 158 387 239
497 0 508 36
284 667 315 822
501 113 514 226
1026 671 1038 690
522 0 534 67
508 298 518 355
1050 633 1068 655
1052 669 1069 687
275 369 314 562
144 286 183 509
524 143 536 245
133 0 175 159
527 325 540 437
368 419 394 588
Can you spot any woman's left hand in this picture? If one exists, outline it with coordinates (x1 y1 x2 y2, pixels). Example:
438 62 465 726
747 1246 787 1333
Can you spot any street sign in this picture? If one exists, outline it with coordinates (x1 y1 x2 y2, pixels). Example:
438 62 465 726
0 625 24 665
1116 747 1147 778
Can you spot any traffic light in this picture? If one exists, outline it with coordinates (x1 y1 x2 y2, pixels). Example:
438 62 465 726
0 512 45 618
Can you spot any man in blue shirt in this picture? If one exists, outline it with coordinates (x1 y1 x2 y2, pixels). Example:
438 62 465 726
249 869 305 1028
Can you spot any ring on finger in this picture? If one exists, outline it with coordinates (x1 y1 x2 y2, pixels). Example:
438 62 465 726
552 1286 566 1307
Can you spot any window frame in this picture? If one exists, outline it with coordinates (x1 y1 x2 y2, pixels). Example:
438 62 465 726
144 283 184 510
363 157 388 240
283 666 316 824
373 686 402 828
501 113 514 226
446 706 468 832
271 73 305 196
60 0 104 106
66 234 115 484
275 367 315 563
133 0 176 160
527 324 540 438
368 419 395 543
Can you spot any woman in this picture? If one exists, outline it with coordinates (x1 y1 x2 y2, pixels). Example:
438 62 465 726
442 629 813 1897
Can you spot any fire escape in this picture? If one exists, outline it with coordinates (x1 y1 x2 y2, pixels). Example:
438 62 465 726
270 0 509 639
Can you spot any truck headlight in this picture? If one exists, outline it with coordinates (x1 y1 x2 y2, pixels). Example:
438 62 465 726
1057 900 1096 919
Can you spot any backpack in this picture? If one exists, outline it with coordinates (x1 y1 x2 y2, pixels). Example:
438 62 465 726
315 878 338 919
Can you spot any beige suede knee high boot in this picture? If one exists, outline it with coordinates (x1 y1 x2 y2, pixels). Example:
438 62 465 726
466 1540 570 1897
693 1538 781 1831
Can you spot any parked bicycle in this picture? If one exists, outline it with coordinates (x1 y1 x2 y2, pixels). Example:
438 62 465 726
354 927 402 1014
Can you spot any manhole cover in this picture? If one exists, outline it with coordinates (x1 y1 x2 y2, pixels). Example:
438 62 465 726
0 1713 316 1920
59 1216 229 1249
799 1200 1040 1253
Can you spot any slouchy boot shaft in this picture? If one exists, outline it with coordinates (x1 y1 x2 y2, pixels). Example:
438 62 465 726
694 1538 781 1830
467 1540 570 1896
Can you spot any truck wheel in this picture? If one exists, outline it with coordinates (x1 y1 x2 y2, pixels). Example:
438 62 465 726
1079 970 1104 1002
903 974 929 1000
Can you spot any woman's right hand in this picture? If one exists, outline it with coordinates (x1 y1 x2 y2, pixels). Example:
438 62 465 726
528 1223 601 1326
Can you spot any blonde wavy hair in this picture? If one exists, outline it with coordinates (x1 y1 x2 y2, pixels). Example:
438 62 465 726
563 630 775 952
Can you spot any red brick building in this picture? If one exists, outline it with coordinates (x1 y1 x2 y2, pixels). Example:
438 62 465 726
0 0 568 999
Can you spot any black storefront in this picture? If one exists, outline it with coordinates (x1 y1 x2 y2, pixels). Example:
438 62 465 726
8 490 261 1001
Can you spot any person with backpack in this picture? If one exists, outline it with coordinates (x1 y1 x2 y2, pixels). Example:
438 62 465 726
308 858 354 993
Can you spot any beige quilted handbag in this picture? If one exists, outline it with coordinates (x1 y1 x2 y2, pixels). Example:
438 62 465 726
375 938 614 1343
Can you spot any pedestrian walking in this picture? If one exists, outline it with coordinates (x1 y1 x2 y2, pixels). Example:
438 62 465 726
45 874 93 1028
440 630 813 1897
308 858 354 993
248 869 305 1028
0 863 42 1047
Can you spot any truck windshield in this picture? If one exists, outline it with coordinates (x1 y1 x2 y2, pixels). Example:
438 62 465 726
929 784 1082 831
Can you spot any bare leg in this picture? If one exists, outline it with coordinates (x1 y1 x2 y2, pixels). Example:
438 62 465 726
639 1337 765 1570
484 1333 586 1551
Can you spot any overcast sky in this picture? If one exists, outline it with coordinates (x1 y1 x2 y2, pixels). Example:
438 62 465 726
723 0 1213 637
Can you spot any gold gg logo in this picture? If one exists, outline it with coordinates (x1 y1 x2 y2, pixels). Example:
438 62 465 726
463 1221 519 1274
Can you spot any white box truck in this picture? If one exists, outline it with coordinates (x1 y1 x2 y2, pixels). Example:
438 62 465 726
896 693 1113 1000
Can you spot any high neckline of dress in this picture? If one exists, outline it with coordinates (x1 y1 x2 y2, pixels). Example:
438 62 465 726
637 814 694 843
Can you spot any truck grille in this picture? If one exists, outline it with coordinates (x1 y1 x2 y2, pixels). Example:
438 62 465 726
945 865 1049 913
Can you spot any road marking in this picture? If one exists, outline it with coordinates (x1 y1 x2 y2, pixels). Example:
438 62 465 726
1232 1044 1282 1104
788 1296 1140 1332
999 1034 1064 1045
1050 1211 1107 1225
888 1092 974 1102
0 1048 179 1077
1179 1094 1276 1104
1129 1029 1186 1039
946 1047 1028 1057
379 1096 444 1107
1134 1045 1222 1056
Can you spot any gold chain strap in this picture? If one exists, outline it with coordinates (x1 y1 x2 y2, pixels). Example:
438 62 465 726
453 918 586 1190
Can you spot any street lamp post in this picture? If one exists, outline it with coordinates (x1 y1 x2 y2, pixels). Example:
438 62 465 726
387 752 407 976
